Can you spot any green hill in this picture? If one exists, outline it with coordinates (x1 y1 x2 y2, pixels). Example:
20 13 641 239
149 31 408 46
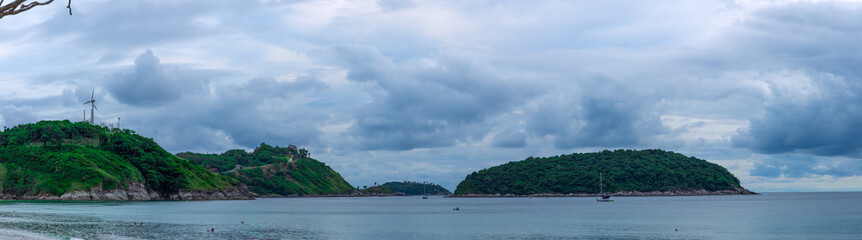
381 181 451 195
454 149 751 196
179 144 355 196
0 120 242 199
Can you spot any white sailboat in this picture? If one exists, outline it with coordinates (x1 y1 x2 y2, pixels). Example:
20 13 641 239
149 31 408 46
422 181 429 199
596 173 613 202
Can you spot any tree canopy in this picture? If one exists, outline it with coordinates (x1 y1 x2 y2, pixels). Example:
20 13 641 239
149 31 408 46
0 0 71 20
454 149 743 195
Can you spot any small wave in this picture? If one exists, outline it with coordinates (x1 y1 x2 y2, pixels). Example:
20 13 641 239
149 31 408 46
0 228 57 240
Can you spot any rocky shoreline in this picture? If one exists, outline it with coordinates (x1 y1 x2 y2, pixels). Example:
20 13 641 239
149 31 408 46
451 188 758 198
255 192 411 198
0 182 254 201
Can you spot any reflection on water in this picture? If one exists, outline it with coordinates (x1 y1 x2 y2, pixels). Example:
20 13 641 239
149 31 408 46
0 193 860 239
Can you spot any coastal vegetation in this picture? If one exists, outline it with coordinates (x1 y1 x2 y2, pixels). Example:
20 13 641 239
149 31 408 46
454 149 746 195
356 185 395 195
177 143 308 173
0 120 235 198
180 144 354 196
380 181 451 195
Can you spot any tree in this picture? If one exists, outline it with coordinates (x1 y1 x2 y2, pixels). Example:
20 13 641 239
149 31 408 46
0 0 72 20
47 125 65 146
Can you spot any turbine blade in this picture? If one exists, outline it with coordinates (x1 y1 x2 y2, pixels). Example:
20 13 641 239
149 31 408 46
93 104 98 111
91 89 95 100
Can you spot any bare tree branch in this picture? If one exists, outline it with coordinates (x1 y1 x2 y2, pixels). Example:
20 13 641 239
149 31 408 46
0 0 72 20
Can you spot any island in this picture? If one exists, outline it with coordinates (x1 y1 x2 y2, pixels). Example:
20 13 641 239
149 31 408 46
453 149 756 197
0 120 252 200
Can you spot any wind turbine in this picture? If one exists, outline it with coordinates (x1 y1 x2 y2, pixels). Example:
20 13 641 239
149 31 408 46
83 89 97 124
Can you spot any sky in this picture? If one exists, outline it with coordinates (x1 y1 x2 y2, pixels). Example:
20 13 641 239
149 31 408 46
2 0 862 192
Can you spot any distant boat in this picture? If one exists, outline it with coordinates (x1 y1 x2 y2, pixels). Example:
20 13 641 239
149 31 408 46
597 173 613 202
422 181 429 199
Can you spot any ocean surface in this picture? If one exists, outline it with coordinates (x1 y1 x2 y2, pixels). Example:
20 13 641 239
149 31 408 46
0 192 860 239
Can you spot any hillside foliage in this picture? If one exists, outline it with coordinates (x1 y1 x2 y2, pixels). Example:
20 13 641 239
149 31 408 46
181 144 354 196
177 143 307 172
454 149 742 195
0 120 234 197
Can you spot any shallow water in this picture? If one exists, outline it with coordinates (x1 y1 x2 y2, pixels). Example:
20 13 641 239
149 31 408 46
0 192 860 239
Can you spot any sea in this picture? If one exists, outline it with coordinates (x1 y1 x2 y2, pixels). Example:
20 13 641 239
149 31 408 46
0 192 860 240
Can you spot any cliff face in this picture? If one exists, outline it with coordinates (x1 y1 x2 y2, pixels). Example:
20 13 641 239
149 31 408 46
0 182 253 201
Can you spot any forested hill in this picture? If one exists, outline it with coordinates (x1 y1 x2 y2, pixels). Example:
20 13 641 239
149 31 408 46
177 143 310 173
381 181 451 195
178 144 355 196
0 120 246 200
454 149 752 196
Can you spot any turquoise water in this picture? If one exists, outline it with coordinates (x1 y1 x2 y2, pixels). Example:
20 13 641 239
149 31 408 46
0 192 860 239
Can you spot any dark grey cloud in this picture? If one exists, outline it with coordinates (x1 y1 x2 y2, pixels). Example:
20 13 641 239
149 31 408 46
491 131 526 148
131 75 330 153
525 78 669 149
732 73 862 157
36 1 237 52
107 50 209 107
729 1 862 158
0 105 37 128
201 76 328 147
335 45 538 150
750 154 862 178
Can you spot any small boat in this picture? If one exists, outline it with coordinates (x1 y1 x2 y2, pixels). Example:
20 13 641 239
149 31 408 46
596 173 613 202
422 181 429 199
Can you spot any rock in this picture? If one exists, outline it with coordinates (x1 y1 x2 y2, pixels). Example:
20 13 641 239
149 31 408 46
0 181 254 201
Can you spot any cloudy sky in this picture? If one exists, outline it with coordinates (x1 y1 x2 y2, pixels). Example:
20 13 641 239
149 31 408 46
2 0 862 192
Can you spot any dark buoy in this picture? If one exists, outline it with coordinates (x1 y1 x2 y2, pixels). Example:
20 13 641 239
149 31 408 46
675 229 678 232
241 221 244 224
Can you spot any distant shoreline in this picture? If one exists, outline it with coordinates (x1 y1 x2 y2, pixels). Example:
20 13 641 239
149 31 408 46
450 189 758 198
255 193 454 198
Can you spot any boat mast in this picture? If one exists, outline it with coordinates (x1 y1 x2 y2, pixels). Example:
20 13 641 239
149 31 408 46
600 173 603 195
